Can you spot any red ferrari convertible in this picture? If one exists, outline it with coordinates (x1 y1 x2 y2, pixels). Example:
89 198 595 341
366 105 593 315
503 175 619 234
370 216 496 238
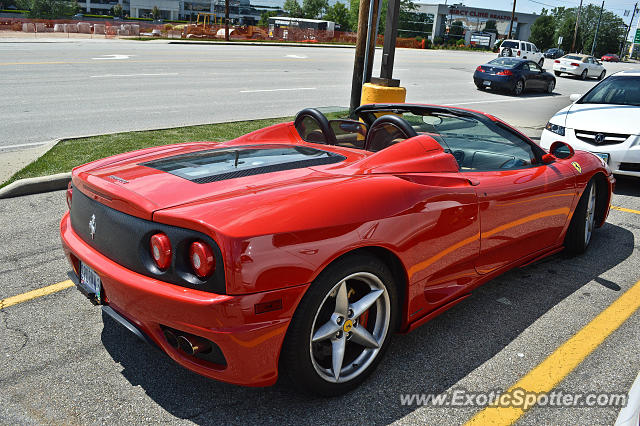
60 104 614 395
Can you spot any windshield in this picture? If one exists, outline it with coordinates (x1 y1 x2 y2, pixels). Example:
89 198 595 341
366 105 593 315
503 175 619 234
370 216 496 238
488 57 520 68
563 55 583 61
579 76 640 106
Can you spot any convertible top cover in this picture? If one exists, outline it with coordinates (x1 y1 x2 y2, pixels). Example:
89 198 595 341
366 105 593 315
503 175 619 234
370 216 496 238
142 145 345 184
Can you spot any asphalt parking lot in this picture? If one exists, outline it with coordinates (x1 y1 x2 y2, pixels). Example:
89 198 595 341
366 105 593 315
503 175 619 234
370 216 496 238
1 41 639 425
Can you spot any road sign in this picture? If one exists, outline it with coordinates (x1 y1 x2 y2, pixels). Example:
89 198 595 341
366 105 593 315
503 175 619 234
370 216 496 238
558 36 563 45
635 29 640 43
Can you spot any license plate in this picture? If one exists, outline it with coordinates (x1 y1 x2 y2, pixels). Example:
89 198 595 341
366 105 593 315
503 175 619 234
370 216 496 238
483 80 491 86
80 262 101 303
593 152 609 163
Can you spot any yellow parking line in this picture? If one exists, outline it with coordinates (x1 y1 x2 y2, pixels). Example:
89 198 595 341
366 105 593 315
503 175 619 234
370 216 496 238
466 278 640 425
612 206 640 215
0 280 73 310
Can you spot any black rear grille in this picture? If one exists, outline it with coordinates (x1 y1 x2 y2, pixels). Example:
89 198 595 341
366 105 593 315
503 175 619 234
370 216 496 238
619 162 640 172
70 187 226 293
574 129 630 145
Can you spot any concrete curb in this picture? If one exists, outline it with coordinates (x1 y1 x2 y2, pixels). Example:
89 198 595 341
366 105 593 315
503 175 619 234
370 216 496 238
167 40 359 48
0 172 71 199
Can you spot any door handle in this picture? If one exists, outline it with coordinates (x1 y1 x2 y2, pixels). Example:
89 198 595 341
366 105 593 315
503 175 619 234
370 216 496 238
467 178 480 186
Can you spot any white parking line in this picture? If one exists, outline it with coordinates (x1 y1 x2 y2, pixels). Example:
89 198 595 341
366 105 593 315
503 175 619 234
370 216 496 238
240 87 316 93
90 73 179 78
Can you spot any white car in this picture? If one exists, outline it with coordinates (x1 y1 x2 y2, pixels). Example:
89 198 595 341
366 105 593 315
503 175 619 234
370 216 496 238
540 70 640 177
553 53 606 80
499 39 545 67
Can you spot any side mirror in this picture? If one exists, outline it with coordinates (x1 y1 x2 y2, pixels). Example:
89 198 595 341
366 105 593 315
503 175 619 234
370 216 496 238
547 141 575 161
569 93 582 102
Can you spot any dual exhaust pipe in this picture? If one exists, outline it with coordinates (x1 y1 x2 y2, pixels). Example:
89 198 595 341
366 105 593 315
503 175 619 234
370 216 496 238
163 328 212 356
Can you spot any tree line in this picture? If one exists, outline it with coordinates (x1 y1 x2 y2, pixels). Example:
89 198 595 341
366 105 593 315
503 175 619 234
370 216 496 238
529 6 626 56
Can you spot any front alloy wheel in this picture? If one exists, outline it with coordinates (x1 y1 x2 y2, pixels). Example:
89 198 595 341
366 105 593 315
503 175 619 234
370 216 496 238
281 254 397 396
513 80 524 96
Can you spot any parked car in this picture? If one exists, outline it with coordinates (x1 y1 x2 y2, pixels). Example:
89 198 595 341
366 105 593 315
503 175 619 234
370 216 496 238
474 57 556 95
544 48 565 59
499 39 545 66
601 53 620 62
541 70 640 177
61 103 614 396
553 54 606 80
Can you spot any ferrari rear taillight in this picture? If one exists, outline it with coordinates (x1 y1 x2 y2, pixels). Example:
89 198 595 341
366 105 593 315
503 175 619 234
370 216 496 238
497 70 513 76
150 233 172 270
189 241 215 278
570 62 580 67
66 182 73 209
476 66 485 72
554 60 560 63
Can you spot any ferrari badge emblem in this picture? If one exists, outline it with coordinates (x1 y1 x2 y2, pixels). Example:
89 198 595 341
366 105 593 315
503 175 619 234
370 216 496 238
572 162 582 173
89 214 96 239
343 319 353 333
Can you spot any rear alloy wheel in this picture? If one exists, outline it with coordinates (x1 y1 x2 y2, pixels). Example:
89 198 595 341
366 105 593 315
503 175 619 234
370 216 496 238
580 69 588 80
512 79 524 96
546 80 555 94
598 70 606 80
281 254 397 396
565 180 598 254
554 71 561 77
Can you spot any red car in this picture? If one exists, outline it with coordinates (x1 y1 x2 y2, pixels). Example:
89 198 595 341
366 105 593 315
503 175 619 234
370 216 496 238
60 104 614 396
601 53 620 62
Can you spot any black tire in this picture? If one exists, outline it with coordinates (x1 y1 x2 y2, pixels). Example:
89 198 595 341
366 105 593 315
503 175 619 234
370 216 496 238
580 69 588 80
501 47 512 57
565 180 597 254
281 253 399 396
476 84 486 91
598 70 606 80
554 71 561 77
546 79 555 94
512 79 525 96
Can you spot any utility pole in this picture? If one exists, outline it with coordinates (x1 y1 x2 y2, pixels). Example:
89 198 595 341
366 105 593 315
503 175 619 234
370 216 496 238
362 0 381 84
379 0 400 81
571 0 583 53
507 0 517 39
349 0 372 115
621 3 638 57
591 1 605 56
224 0 229 41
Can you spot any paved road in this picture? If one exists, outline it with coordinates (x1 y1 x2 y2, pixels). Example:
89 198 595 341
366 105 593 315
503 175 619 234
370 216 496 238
1 41 640 425
1 39 635 152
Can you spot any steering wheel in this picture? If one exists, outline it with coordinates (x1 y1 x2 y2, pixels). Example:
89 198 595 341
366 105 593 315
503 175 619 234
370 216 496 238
364 115 418 152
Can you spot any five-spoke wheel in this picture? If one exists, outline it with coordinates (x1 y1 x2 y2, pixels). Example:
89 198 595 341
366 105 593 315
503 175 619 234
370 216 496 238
281 254 397 396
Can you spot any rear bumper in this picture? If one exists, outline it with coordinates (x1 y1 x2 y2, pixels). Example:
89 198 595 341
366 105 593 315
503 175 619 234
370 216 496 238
60 211 309 387
473 74 515 90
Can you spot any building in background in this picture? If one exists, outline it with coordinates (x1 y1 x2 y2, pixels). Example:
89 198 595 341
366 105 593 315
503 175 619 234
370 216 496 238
414 3 539 41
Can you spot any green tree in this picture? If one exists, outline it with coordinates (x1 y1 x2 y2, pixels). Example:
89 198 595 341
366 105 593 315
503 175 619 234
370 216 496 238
323 1 349 30
112 3 123 17
302 0 327 19
449 19 464 36
258 10 279 26
16 0 77 18
529 15 555 50
151 5 160 20
484 19 497 34
348 0 416 34
283 0 303 18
